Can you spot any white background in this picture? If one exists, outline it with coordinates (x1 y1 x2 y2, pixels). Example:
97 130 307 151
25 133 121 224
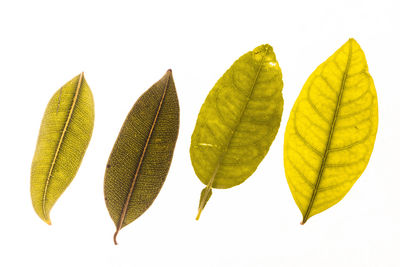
0 0 399 266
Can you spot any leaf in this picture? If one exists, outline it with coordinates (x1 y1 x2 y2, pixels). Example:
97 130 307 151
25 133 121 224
284 39 378 224
31 73 95 225
104 70 179 245
190 44 284 219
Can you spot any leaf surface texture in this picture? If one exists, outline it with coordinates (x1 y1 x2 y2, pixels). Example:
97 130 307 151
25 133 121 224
31 73 95 224
104 70 179 244
190 44 284 219
284 39 378 224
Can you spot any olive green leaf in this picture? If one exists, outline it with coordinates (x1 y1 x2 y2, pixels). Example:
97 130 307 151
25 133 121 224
190 44 284 219
31 73 95 225
104 70 179 245
284 39 378 224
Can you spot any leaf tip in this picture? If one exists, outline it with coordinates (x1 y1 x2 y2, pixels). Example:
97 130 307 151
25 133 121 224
252 44 276 63
164 69 173 81
346 38 360 48
165 69 172 77
253 43 272 53
41 213 52 225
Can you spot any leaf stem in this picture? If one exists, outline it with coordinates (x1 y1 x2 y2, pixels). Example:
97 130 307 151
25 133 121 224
113 230 119 245
196 186 212 220
196 164 219 220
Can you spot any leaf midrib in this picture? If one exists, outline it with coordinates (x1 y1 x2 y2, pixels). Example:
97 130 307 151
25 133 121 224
113 70 171 244
42 73 84 222
302 41 353 224
206 53 265 189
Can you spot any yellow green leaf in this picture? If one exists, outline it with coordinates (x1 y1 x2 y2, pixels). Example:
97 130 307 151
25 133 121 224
190 44 284 219
284 39 378 224
104 70 179 245
31 73 95 225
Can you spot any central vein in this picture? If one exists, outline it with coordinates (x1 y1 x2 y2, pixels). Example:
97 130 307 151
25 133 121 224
113 71 171 245
42 73 83 224
211 53 265 187
302 41 353 224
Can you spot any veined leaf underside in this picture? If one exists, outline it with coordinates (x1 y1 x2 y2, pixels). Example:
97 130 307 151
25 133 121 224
206 53 265 185
31 73 94 224
284 39 378 223
191 44 284 219
113 71 171 244
41 73 84 222
104 70 179 245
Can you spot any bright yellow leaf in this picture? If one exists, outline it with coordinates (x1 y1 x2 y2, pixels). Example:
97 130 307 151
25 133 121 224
284 39 378 224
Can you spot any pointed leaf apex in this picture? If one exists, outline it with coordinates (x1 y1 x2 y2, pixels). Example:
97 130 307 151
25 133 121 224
165 69 172 77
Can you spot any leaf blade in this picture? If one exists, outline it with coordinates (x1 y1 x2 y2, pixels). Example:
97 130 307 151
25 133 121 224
190 44 284 218
30 73 95 224
284 39 378 223
104 70 179 244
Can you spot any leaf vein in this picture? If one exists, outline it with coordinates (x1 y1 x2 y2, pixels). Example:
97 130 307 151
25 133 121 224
41 73 84 222
302 40 353 224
